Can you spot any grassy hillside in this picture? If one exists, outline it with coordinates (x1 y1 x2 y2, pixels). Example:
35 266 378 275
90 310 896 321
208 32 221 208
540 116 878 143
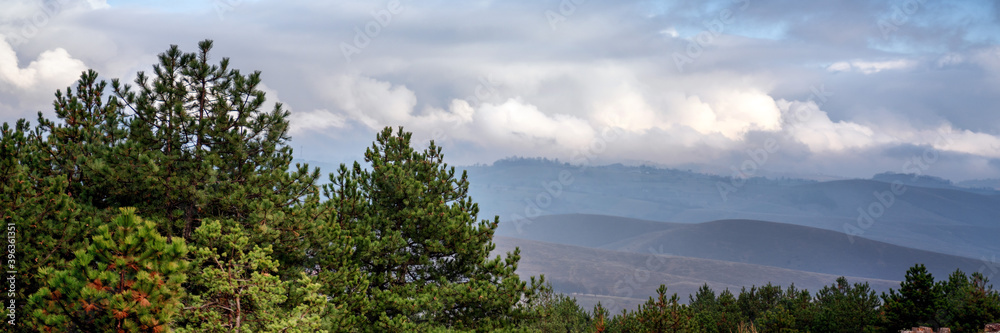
498 214 987 281
492 236 901 314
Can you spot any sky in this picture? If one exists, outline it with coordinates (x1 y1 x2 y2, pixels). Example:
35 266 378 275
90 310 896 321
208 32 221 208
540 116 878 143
1 0 999 181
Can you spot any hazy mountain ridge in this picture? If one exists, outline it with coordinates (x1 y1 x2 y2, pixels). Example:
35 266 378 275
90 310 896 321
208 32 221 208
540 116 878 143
465 161 1000 259
498 214 987 281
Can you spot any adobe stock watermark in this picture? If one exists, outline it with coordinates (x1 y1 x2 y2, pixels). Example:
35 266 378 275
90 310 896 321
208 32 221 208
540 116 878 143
214 0 243 21
341 0 406 63
842 130 953 243
5 0 73 46
716 85 833 202
673 0 750 73
545 0 588 31
5 221 16 326
510 126 624 234
877 0 927 40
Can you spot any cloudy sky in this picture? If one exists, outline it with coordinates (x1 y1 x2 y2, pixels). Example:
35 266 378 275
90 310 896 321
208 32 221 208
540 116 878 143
2 0 999 180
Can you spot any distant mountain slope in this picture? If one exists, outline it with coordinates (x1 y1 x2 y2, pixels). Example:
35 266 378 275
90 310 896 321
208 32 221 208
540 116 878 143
492 236 901 314
495 213 673 248
464 162 1000 258
760 179 1000 227
498 214 989 281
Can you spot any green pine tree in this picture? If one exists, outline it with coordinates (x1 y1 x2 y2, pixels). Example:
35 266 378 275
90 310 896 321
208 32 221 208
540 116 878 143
934 270 1000 333
1 120 95 333
523 283 591 332
320 126 546 331
757 305 797 333
176 219 327 332
813 277 881 333
715 289 744 333
7 40 353 331
881 264 942 332
28 208 188 332
634 285 696 333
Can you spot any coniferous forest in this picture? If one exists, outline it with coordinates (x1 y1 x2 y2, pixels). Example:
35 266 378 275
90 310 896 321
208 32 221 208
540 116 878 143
3 41 1000 332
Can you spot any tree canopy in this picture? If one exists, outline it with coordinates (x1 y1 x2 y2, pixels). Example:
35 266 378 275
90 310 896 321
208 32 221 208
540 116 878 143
5 40 545 332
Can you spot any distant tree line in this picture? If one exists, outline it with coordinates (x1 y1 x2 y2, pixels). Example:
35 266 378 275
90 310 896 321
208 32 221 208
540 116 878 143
538 264 1000 333
493 156 565 167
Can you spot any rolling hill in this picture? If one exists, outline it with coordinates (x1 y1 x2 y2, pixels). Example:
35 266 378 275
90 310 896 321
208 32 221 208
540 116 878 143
492 236 902 314
496 214 990 282
464 161 1000 259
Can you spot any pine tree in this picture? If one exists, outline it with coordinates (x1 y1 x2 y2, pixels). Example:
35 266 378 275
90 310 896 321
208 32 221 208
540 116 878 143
813 277 881 333
634 285 696 333
8 40 344 331
1 120 94 333
592 303 609 333
757 305 796 333
934 270 1000 333
28 208 188 332
689 283 716 313
778 284 815 331
320 126 545 331
716 289 744 332
881 264 942 332
523 283 591 332
175 219 327 332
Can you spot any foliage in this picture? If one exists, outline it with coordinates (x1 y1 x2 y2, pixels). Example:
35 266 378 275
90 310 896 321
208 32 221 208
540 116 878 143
593 264 999 333
595 285 696 333
175 219 327 332
881 264 943 331
812 277 881 333
522 284 591 333
757 305 797 333
1 120 94 333
691 284 743 333
28 208 188 332
9 40 547 331
932 270 1000 333
320 127 546 331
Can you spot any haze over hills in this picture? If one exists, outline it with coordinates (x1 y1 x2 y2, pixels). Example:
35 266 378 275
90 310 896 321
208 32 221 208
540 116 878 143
298 157 999 311
496 214 988 282
463 159 1000 259
492 236 903 314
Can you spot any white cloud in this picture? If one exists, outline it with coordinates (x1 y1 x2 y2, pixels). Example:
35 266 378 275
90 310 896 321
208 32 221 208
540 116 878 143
289 109 346 133
931 125 1000 159
594 89 781 141
777 99 881 151
826 59 917 74
471 98 595 151
701 90 782 138
325 75 417 129
0 35 86 91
